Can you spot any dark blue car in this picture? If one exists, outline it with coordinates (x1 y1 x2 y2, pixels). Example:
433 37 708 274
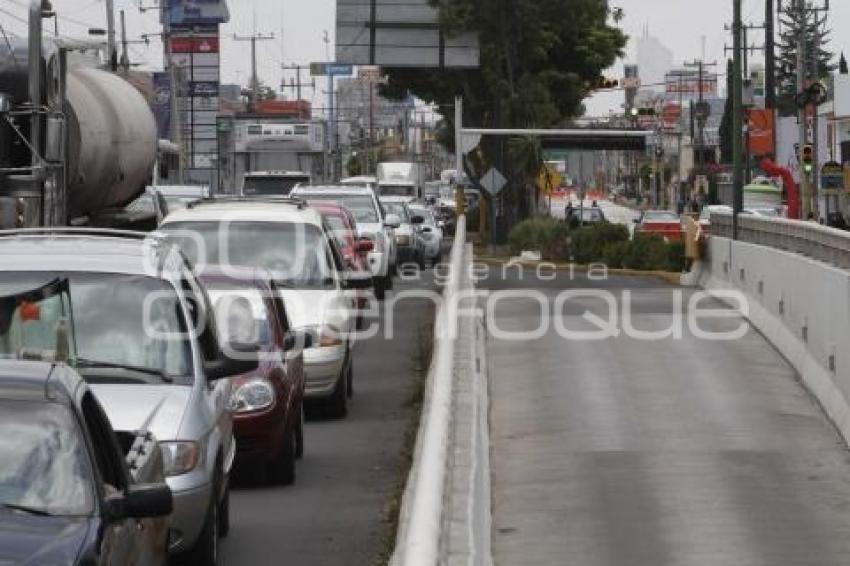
0 361 173 565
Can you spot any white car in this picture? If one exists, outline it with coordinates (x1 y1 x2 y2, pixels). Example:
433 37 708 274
160 198 371 417
381 197 427 269
408 204 444 263
292 185 400 299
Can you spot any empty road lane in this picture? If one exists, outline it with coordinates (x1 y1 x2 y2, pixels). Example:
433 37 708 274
485 269 850 566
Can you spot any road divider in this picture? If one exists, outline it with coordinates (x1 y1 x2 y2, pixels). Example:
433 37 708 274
391 215 493 566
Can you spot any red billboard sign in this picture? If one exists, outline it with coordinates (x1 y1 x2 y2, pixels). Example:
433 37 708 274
747 108 776 157
170 36 220 54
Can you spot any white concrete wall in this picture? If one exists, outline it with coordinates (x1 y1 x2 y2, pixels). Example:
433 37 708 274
702 237 850 444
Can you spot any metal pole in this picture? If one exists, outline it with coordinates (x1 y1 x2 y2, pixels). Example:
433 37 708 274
765 0 777 109
454 96 464 213
105 0 117 71
797 0 811 219
811 10 821 220
733 0 744 239
119 10 129 71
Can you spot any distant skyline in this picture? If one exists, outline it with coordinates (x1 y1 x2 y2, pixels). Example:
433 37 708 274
4 1 850 117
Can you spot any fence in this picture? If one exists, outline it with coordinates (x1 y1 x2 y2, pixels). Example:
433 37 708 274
711 212 850 269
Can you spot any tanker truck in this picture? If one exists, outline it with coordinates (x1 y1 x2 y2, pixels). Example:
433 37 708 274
0 0 157 228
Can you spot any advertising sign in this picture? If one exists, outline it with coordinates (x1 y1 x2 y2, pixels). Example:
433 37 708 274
167 0 229 26
170 36 219 54
664 70 718 103
820 161 844 193
190 81 219 97
747 108 776 157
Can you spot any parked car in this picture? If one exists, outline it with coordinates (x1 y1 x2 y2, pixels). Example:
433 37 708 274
408 204 444 264
0 229 254 565
199 267 310 485
634 210 683 240
292 186 401 299
380 196 426 269
161 198 372 418
0 360 173 566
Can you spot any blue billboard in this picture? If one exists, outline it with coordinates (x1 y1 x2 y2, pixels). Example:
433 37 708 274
167 0 229 26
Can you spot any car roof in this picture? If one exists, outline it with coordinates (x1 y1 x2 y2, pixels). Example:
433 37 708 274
292 185 375 197
161 200 323 226
0 361 78 404
197 265 275 292
244 170 310 177
0 232 179 276
380 196 412 204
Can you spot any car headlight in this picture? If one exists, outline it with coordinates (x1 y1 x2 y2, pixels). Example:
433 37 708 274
305 325 343 348
396 234 411 246
229 379 275 413
160 441 201 477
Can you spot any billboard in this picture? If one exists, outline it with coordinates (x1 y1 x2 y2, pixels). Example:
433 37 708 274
747 108 775 158
664 70 717 103
336 0 479 68
166 0 229 26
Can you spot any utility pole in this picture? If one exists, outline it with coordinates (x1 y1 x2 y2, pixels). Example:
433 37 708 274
684 58 717 185
732 0 744 239
119 10 130 72
795 0 811 219
105 0 117 71
280 64 314 101
765 0 776 109
233 32 275 111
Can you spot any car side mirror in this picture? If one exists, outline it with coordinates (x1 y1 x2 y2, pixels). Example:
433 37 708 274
357 238 374 253
342 270 374 290
107 484 173 521
205 344 260 381
410 215 424 225
283 330 314 351
384 213 401 229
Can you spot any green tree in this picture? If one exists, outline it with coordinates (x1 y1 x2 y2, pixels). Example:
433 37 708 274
776 4 835 117
381 0 626 225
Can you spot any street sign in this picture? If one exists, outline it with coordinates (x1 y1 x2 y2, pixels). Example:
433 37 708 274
357 65 383 82
821 161 844 192
480 168 507 196
310 62 354 77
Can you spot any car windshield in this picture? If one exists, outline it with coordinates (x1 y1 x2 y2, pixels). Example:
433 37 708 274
323 215 354 250
381 202 411 223
643 211 680 222
0 273 192 381
302 194 379 223
243 177 307 196
164 221 335 289
0 400 94 517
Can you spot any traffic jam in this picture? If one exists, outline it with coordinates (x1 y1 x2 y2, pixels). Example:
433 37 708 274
0 177 453 565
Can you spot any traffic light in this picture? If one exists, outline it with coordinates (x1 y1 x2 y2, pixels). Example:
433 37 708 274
802 144 814 174
637 107 656 117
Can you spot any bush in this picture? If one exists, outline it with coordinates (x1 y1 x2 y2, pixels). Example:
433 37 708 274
568 223 630 264
622 233 669 271
602 241 629 269
666 239 686 272
507 217 569 260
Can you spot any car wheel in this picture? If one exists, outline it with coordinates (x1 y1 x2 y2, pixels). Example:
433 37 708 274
186 478 219 566
385 273 394 291
295 404 305 459
218 479 230 538
327 363 348 419
417 250 427 270
346 356 354 399
269 423 296 486
373 277 386 301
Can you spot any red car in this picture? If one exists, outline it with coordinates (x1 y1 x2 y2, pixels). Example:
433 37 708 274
634 210 683 240
310 201 373 320
198 266 309 485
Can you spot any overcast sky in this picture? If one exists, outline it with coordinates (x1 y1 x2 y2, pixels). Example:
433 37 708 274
4 0 850 116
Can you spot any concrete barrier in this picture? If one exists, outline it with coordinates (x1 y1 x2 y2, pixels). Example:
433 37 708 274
391 217 493 566
702 236 850 445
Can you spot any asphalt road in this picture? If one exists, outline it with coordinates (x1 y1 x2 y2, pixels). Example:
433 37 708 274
484 269 850 566
220 272 437 566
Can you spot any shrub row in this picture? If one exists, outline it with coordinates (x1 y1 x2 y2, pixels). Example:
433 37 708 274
507 219 685 273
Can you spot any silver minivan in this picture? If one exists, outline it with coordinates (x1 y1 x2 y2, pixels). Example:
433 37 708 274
0 229 256 566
